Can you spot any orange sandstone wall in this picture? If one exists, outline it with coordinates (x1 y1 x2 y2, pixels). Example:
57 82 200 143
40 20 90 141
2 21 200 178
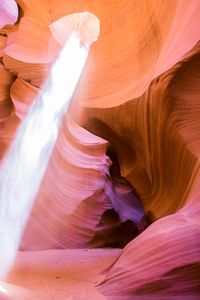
0 0 200 298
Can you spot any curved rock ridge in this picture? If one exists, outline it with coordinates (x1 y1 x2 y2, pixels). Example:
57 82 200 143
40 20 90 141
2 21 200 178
0 0 18 30
98 212 200 299
0 0 144 251
21 113 142 250
80 45 200 297
0 64 15 121
2 1 200 107
81 44 200 221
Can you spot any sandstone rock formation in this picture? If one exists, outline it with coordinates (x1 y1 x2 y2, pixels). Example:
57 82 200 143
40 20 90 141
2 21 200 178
0 0 200 298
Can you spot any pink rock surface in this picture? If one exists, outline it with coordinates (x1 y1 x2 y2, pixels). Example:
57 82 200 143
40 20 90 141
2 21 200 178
0 0 18 30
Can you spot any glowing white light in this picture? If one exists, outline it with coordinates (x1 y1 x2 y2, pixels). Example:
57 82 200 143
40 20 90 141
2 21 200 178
0 284 7 293
0 34 88 279
44 34 88 114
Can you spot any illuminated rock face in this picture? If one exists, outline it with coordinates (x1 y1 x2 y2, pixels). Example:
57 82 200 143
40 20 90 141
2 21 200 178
0 0 200 298
84 48 200 298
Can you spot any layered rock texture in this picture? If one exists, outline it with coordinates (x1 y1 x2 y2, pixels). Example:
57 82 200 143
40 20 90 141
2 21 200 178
0 0 200 299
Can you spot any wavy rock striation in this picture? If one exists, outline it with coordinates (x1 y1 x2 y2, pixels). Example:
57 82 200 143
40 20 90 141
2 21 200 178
83 45 200 298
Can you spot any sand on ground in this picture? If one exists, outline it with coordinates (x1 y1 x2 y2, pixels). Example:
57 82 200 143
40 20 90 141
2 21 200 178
0 249 120 300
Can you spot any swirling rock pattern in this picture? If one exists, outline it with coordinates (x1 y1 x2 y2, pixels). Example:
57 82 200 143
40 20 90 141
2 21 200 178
84 47 200 298
0 0 200 298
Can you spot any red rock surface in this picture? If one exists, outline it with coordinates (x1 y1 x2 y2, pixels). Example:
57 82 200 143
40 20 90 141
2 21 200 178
0 0 200 299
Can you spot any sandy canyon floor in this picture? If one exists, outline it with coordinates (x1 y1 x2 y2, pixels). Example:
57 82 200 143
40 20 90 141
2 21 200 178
0 249 121 299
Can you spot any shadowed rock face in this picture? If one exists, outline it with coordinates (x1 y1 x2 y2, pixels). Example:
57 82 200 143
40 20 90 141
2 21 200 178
0 0 200 298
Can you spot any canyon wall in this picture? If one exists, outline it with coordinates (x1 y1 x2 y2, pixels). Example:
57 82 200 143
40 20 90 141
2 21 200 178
0 0 200 298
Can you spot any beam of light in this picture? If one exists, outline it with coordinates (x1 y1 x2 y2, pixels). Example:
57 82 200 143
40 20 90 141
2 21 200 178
0 33 89 280
0 284 7 294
